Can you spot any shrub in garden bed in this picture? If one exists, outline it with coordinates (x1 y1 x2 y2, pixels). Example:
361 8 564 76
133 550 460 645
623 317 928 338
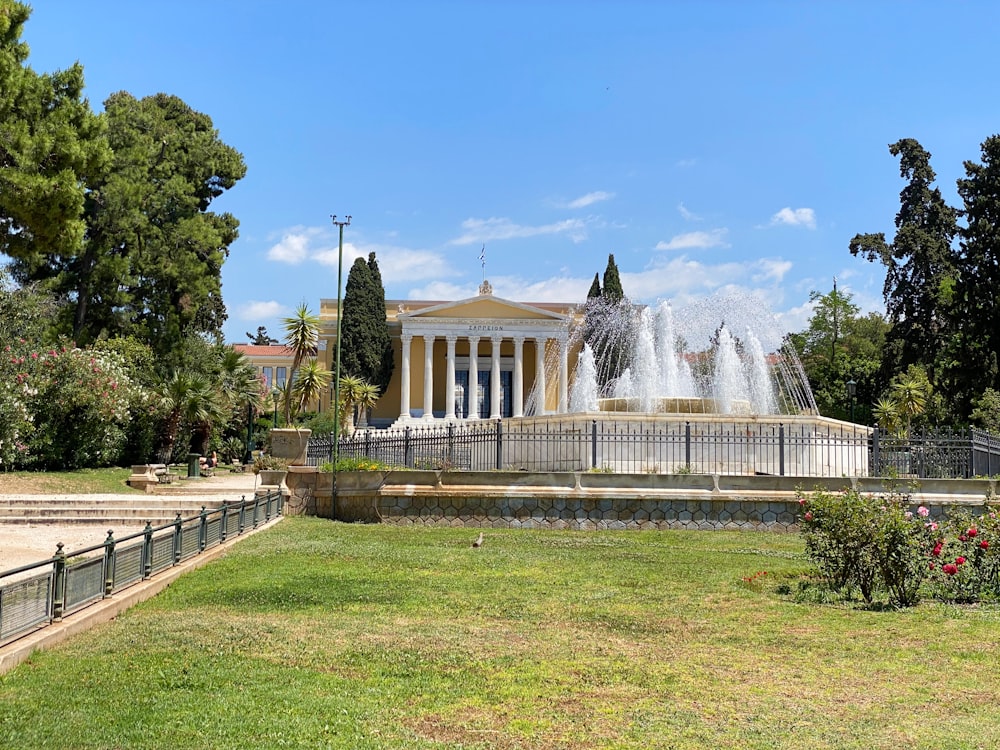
797 486 1000 607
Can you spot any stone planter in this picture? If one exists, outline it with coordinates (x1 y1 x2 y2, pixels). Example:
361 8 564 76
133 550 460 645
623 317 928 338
258 469 288 489
269 428 311 466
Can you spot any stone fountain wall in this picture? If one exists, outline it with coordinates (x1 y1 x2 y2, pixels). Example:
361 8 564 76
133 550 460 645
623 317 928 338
287 466 993 531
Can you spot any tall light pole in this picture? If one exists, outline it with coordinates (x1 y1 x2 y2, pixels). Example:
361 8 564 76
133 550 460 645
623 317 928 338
846 378 857 423
331 214 351 466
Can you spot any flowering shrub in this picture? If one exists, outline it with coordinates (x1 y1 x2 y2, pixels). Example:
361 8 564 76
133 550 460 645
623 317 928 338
323 456 389 472
798 488 1000 607
0 341 144 469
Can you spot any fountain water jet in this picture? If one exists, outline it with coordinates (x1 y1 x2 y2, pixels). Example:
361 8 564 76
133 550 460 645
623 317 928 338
564 292 817 416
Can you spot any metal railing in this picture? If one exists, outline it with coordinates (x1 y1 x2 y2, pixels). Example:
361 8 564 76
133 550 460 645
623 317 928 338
309 421 1000 479
0 491 283 647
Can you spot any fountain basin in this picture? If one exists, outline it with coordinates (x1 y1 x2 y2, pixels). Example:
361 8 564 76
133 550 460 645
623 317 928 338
598 397 753 415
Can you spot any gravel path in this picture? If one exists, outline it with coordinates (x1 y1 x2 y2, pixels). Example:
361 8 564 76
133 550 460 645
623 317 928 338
0 471 262 572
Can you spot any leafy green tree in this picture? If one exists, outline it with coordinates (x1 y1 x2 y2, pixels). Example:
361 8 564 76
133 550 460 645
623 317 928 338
791 283 888 423
339 252 393 393
970 388 1000 433
849 139 959 389
60 92 246 357
0 1 108 274
246 326 277 345
949 135 1000 415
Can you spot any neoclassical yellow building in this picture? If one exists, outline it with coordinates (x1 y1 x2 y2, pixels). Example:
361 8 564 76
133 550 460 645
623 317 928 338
317 281 582 427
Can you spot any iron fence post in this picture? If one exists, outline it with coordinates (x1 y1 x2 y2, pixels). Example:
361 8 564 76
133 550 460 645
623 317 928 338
52 543 66 621
405 426 413 468
103 530 115 597
448 422 455 467
592 419 598 470
872 427 880 477
685 422 691 470
172 513 183 564
142 522 153 579
496 419 503 470
779 424 785 477
199 506 208 551
220 504 228 542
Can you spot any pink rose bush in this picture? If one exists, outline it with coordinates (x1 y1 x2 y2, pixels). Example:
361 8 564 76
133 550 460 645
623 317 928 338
797 488 1000 607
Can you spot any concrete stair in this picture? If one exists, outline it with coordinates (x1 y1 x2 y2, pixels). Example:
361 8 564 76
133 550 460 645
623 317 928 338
0 496 233 526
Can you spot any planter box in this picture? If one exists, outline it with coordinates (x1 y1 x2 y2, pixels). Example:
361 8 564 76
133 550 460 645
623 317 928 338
270 428 311 465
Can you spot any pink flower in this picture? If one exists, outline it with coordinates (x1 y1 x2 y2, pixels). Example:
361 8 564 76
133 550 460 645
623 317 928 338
956 556 966 566
798 498 806 506
959 535 967 542
980 540 989 550
932 543 943 557
929 562 935 570
943 563 959 576
905 511 913 519
804 511 813 521
967 528 978 538
917 506 930 517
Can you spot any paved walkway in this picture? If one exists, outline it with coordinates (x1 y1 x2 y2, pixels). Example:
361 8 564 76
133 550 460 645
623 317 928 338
0 470 261 572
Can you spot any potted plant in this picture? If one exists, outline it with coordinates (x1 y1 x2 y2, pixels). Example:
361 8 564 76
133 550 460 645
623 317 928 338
270 304 331 465
253 453 289 487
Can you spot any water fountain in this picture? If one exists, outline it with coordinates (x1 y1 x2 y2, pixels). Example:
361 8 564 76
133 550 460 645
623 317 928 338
562 292 816 417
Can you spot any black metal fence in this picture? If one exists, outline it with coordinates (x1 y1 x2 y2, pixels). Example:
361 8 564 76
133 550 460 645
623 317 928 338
0 491 282 648
308 421 1000 479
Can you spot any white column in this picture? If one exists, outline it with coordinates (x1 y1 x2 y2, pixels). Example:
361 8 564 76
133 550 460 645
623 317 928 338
512 336 524 418
399 334 412 420
535 336 547 416
467 336 480 420
489 334 502 419
422 333 435 420
445 335 457 420
558 335 569 414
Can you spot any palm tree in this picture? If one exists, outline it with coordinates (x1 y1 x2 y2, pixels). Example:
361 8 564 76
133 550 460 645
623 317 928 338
873 396 901 436
281 303 321 424
155 372 225 461
337 374 366 437
891 375 928 435
354 381 381 428
291 359 332 418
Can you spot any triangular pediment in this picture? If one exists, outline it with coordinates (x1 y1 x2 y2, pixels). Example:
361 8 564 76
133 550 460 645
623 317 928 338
405 295 568 322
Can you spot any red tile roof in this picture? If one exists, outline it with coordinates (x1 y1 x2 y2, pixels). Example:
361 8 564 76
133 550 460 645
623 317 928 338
232 344 294 357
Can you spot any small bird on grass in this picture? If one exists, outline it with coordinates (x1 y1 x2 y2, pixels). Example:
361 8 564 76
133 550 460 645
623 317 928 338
472 531 484 548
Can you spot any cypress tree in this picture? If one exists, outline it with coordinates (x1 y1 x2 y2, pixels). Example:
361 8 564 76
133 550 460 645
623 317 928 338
602 254 625 302
366 252 394 393
339 252 394 395
587 273 602 299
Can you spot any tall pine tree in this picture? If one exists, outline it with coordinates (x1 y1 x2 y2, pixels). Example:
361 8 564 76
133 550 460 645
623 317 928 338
849 139 959 388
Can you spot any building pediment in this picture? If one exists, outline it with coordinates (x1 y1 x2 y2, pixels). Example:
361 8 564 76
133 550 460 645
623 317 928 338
403 295 569 323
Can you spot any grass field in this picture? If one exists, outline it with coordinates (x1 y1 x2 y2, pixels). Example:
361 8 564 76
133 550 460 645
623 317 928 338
0 467 139 494
0 518 997 749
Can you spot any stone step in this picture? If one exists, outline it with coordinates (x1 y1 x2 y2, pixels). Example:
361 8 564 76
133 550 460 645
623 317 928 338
0 498 227 509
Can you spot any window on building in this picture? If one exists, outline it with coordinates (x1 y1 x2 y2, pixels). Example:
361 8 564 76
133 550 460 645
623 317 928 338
276 367 287 388
263 366 273 390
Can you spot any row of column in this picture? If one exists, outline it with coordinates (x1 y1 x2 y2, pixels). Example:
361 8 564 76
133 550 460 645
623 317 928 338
398 332 569 421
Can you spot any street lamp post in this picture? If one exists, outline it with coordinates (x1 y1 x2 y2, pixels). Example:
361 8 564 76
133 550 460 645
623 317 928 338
846 378 857 423
331 214 351 466
271 386 281 430
243 400 255 464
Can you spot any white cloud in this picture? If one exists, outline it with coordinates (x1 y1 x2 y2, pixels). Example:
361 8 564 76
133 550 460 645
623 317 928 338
768 207 817 229
237 300 289 320
677 203 701 222
567 191 614 209
449 216 589 245
312 241 365 269
753 258 793 283
655 228 729 251
266 226 328 263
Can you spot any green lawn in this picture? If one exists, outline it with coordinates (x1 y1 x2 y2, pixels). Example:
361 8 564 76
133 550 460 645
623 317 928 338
1 519 997 749
0 467 140 494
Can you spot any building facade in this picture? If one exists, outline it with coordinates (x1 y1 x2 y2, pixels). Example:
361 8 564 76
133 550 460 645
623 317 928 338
318 281 580 427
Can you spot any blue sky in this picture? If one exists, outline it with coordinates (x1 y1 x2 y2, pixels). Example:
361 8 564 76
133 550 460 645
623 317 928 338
22 1 1000 343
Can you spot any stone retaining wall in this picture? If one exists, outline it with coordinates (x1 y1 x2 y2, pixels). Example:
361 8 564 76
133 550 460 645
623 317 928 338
284 468 996 531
